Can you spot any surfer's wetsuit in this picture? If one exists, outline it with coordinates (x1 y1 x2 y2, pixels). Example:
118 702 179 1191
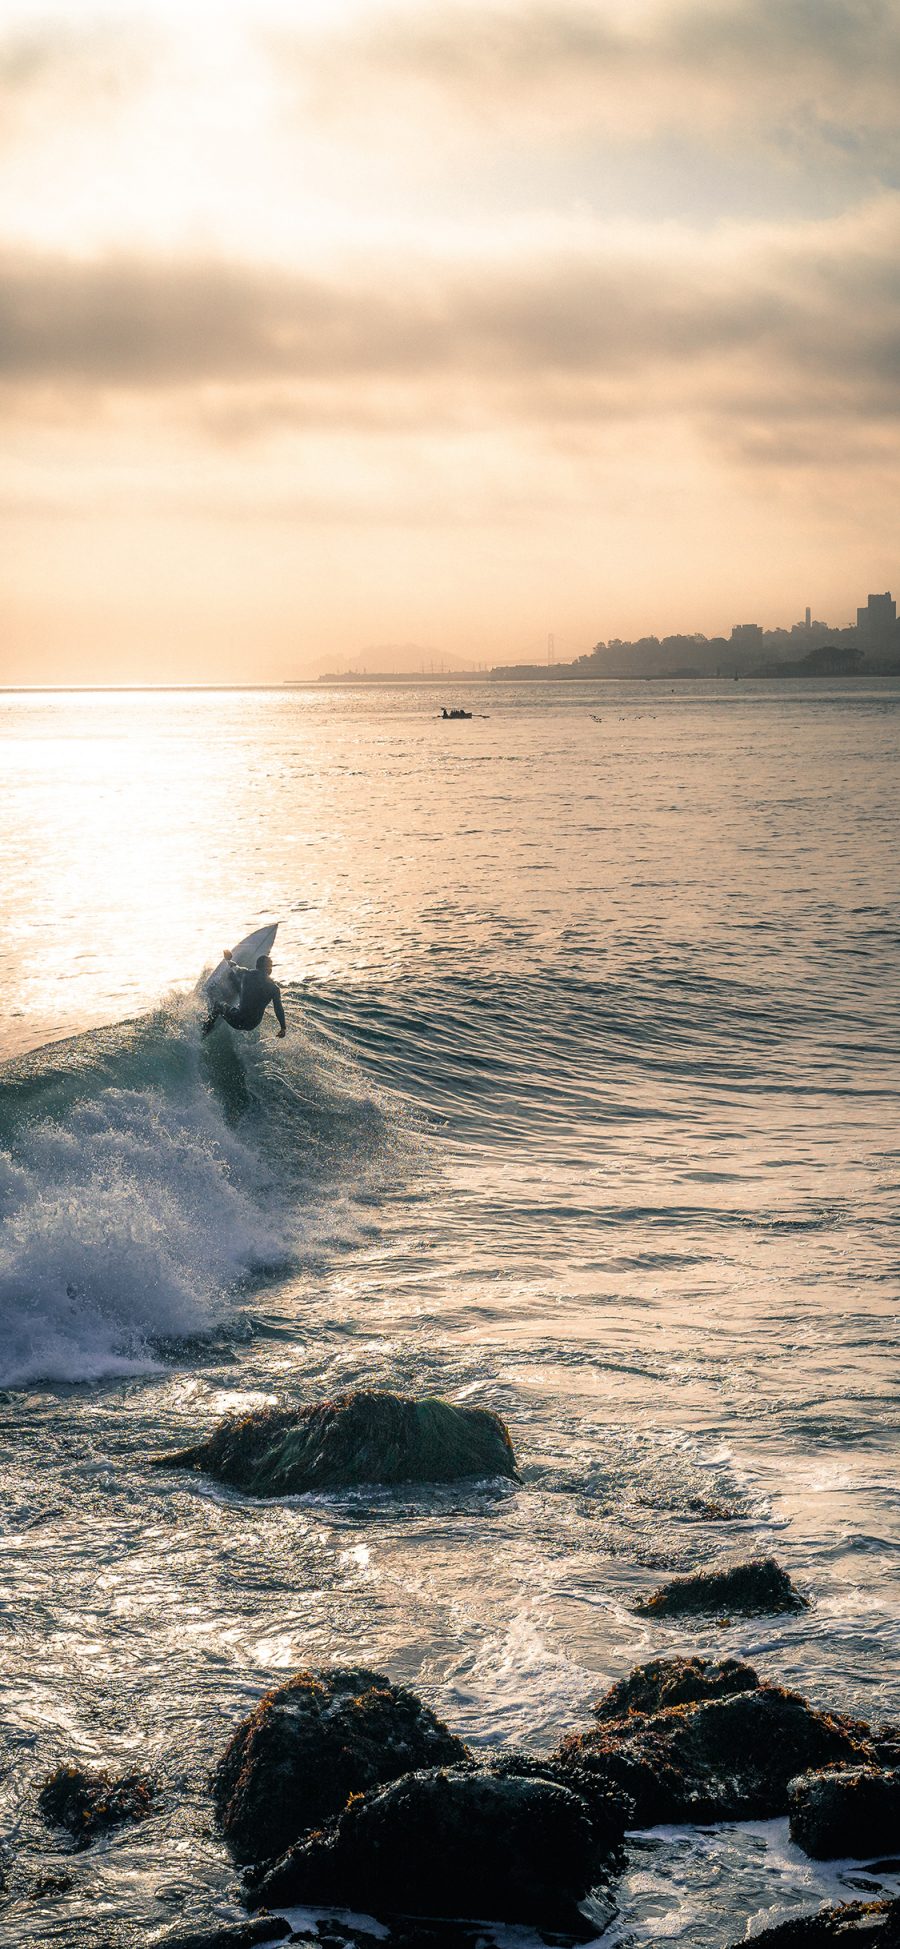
225 967 285 1032
203 966 286 1036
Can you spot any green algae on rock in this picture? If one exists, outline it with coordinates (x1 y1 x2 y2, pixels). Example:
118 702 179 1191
212 1666 468 1868
153 1390 519 1495
634 1555 807 1618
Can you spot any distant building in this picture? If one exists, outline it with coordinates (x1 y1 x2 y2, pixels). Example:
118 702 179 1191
857 592 896 641
730 623 763 649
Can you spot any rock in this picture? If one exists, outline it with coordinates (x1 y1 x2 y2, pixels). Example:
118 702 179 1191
553 1660 874 1825
212 1666 468 1867
634 1555 807 1617
150 1924 289 1949
789 1765 900 1860
725 1898 900 1946
27 1870 75 1898
875 1725 900 1767
37 1763 155 1848
153 1391 519 1495
250 1764 607 1935
593 1655 760 1720
479 1749 632 1849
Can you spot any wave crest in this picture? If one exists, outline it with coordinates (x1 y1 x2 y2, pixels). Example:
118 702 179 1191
0 1013 286 1388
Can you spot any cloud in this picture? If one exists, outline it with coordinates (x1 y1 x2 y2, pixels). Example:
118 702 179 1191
1 193 899 461
267 0 900 152
0 18 154 138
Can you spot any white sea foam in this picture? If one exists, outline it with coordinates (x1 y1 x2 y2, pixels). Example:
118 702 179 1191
0 1077 285 1388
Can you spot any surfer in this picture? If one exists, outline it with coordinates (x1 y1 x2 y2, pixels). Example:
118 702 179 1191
202 951 287 1038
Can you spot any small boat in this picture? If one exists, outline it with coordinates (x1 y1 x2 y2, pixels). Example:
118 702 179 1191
440 708 472 719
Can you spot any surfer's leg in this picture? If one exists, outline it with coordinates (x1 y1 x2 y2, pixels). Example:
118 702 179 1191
202 1004 224 1036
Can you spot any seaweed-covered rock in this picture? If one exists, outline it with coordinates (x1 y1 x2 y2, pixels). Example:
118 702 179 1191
37 1763 155 1848
212 1666 468 1867
634 1556 807 1618
554 1669 873 1825
153 1391 519 1495
480 1749 632 1849
594 1655 759 1721
874 1726 900 1767
725 1898 900 1946
251 1764 606 1933
789 1765 900 1860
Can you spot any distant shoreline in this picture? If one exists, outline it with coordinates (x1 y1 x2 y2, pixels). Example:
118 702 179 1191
2 671 899 694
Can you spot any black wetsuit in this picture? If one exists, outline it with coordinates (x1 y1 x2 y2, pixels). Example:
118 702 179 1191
204 967 285 1035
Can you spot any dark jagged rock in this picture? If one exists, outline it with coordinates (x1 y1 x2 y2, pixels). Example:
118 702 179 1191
212 1666 468 1867
250 1764 606 1935
480 1749 631 1849
725 1898 900 1946
593 1655 759 1721
153 1390 519 1495
37 1763 155 1848
875 1725 900 1767
27 1869 75 1898
150 1923 289 1949
789 1765 900 1860
634 1555 807 1617
554 1662 873 1825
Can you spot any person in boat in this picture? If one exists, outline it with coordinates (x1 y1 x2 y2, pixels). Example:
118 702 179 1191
202 951 286 1038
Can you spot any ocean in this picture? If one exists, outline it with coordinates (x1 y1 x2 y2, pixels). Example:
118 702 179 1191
1 680 898 1945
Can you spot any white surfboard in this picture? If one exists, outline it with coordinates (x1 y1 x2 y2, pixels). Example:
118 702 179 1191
205 922 279 1004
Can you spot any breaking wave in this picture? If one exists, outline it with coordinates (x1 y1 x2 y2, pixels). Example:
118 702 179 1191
0 992 380 1388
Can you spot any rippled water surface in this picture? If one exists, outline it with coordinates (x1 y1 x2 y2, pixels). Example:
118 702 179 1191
1 681 898 1944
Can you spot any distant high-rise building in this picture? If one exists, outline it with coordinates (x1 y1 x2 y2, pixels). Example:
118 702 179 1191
857 592 896 638
731 623 763 648
805 606 811 630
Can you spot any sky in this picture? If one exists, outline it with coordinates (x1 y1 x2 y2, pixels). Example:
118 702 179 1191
2 0 900 681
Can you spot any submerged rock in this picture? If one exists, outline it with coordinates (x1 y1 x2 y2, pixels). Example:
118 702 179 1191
593 1655 759 1720
789 1765 900 1860
250 1764 606 1934
553 1658 873 1825
725 1898 900 1946
154 1390 519 1495
37 1763 155 1848
634 1556 807 1618
212 1666 468 1867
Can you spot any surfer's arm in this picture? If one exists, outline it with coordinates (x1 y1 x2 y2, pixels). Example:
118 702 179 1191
271 985 286 1036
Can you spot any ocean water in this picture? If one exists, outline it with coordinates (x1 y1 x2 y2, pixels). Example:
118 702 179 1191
0 680 898 1946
